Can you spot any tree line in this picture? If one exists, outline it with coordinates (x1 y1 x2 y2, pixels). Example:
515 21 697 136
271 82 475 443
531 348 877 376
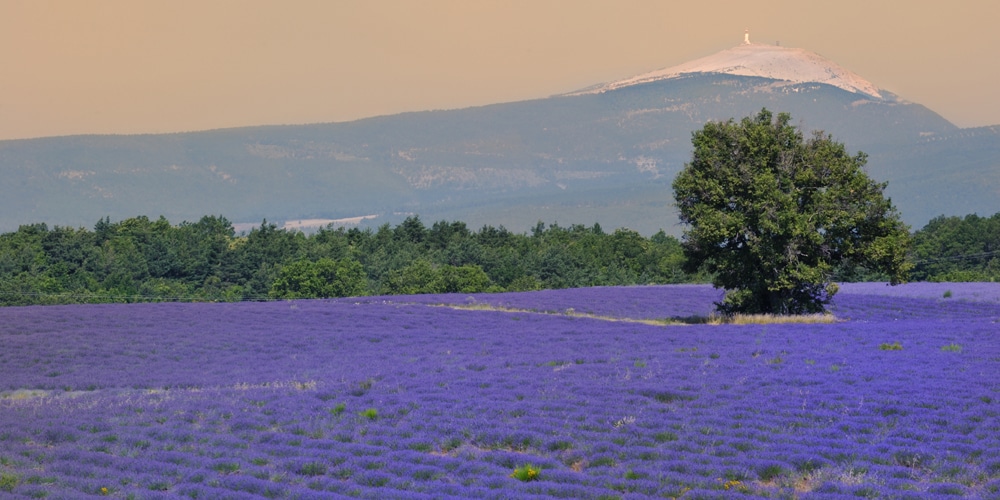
0 215 694 306
910 213 1000 282
0 211 995 307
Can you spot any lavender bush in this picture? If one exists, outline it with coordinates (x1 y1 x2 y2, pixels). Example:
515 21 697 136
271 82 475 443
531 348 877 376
1 283 998 498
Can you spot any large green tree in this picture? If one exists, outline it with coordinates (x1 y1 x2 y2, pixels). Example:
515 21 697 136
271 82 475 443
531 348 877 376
672 109 911 315
269 257 368 299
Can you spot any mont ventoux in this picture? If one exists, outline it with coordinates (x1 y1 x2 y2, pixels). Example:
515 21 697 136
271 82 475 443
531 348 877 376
1 32 997 235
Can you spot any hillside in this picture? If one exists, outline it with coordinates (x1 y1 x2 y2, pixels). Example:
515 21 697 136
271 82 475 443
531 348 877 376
1 45 996 235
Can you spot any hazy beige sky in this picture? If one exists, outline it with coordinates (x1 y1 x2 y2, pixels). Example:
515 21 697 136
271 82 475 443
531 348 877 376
1 0 997 140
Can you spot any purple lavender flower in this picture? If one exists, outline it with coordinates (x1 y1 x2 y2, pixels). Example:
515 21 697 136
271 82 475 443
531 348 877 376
1 283 998 497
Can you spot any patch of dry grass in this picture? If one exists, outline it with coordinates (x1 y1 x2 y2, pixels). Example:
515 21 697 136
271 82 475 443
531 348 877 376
712 313 837 325
436 303 685 326
433 303 837 326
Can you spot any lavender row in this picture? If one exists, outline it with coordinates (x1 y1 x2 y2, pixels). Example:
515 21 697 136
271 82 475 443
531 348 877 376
351 282 1000 322
837 282 1000 303
345 284 727 321
1 284 999 498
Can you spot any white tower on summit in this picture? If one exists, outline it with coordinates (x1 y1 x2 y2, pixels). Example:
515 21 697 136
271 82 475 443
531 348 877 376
744 28 751 45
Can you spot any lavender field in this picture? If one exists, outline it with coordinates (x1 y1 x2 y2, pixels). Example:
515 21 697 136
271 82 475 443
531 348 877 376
1 283 999 499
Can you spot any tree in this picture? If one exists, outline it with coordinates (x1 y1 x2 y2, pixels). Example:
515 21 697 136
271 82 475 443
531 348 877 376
270 257 367 299
386 259 441 295
672 109 911 315
910 213 1000 282
395 215 427 245
436 264 494 293
173 216 235 285
227 220 304 299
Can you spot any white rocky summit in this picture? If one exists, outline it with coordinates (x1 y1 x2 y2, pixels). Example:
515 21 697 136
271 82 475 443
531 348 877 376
571 34 883 99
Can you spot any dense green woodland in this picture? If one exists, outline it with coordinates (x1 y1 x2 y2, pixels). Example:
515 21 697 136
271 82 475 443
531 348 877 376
0 216 690 306
0 213 995 306
909 213 1000 282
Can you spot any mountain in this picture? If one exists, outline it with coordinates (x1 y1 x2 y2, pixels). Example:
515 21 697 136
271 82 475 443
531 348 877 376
569 42 882 99
1 42 997 235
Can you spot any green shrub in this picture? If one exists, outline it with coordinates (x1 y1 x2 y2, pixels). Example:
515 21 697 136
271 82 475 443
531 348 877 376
0 473 18 493
879 342 903 351
510 464 539 482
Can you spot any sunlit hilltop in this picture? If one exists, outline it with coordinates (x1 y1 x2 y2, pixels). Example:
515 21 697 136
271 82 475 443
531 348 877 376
571 33 882 99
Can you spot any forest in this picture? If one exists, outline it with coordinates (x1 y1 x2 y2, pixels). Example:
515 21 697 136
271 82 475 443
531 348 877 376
0 212 996 306
909 213 1000 282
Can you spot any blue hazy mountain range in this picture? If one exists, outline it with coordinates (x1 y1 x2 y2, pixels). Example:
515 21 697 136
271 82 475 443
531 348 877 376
2 62 997 235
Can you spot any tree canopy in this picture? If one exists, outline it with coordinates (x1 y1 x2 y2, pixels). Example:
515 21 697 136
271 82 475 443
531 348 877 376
910 213 1000 282
0 215 694 305
672 109 911 315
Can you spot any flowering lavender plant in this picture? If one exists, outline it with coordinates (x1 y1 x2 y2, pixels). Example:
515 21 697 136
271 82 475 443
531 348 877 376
1 283 998 498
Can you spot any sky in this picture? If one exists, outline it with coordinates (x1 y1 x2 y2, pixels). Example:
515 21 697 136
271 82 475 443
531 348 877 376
1 0 998 140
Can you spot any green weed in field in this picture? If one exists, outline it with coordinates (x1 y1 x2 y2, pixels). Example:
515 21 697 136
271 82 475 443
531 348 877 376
329 402 346 416
510 464 539 482
0 473 19 493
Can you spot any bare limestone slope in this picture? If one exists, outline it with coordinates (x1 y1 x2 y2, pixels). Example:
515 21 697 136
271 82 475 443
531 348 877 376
571 41 882 99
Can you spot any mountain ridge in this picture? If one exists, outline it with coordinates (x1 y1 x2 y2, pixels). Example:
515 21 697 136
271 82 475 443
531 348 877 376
569 42 884 100
0 48 996 235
